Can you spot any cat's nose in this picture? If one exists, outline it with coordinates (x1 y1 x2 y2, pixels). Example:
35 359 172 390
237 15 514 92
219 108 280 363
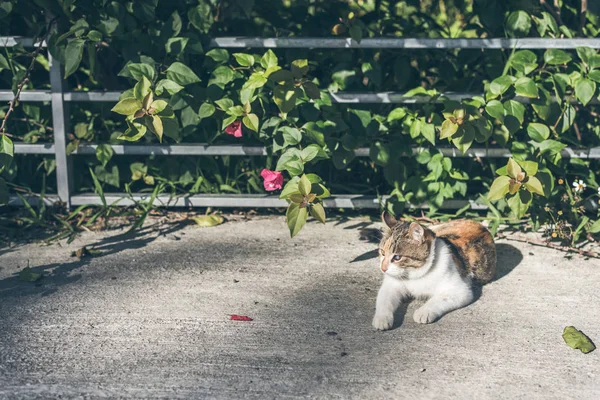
380 263 388 273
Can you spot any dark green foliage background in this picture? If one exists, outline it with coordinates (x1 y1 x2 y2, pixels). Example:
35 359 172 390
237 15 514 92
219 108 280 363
0 0 599 240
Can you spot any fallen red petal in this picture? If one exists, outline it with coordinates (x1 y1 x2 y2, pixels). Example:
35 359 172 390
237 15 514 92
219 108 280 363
230 314 253 321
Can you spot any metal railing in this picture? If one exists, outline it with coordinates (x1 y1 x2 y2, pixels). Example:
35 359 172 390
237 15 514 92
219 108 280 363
5 37 600 210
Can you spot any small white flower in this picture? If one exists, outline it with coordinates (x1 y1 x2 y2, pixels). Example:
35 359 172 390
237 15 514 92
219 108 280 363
572 179 586 193
598 187 600 195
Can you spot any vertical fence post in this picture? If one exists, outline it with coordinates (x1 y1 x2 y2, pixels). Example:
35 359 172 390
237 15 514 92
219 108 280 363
48 52 72 208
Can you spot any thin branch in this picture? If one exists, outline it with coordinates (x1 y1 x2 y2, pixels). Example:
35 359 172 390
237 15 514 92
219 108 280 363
579 0 588 34
496 233 600 259
573 121 582 142
0 18 57 136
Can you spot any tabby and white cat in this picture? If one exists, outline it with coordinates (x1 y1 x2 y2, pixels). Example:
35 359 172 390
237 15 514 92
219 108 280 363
372 212 496 329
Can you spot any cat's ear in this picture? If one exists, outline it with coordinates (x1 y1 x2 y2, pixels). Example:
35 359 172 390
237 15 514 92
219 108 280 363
409 222 425 242
381 211 397 228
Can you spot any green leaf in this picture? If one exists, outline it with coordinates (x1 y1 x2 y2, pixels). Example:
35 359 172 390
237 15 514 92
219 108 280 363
96 144 113 167
243 72 267 90
310 202 326 224
527 123 550 142
0 134 14 157
260 50 278 69
514 77 538 98
503 100 525 124
298 175 311 195
188 4 213 33
64 38 85 78
369 141 390 166
151 116 163 142
588 70 600 83
19 267 42 282
589 220 600 234
0 54 9 71
268 69 295 84
302 81 320 99
349 24 362 43
198 103 216 120
490 75 515 96
507 158 522 179
111 98 142 115
191 215 225 227
155 79 183 95
519 160 538 176
150 99 168 114
291 59 309 78
505 11 531 38
563 326 595 354
539 139 567 155
575 79 596 106
488 175 511 201
421 123 435 145
544 49 572 65
118 121 147 142
273 86 298 115
524 176 544 196
165 37 188 55
507 191 530 219
387 108 407 122
166 62 200 86
242 113 259 132
440 119 459 139
279 179 300 199
301 145 321 163
558 104 576 134
134 76 152 102
485 100 505 121
511 50 538 75
233 53 255 67
87 30 102 41
281 126 302 145
287 202 308 238
576 47 595 67
126 63 156 81
206 49 229 63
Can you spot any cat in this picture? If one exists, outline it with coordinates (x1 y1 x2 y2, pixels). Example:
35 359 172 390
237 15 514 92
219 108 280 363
372 211 496 330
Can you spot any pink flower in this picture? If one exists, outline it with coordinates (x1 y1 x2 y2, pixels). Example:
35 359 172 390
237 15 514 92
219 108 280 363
225 120 242 138
261 169 284 191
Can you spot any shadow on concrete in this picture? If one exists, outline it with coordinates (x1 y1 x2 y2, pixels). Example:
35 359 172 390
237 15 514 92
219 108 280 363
0 221 188 300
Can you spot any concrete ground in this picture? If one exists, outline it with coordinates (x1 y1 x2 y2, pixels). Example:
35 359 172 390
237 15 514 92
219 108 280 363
0 215 599 399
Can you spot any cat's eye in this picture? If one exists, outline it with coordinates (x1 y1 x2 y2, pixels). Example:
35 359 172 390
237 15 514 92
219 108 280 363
392 255 402 262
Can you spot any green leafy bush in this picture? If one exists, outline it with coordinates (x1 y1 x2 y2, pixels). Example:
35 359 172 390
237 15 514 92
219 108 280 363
0 0 599 243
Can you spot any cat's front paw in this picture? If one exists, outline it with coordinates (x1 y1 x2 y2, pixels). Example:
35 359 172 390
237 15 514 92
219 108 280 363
372 314 394 330
413 307 440 324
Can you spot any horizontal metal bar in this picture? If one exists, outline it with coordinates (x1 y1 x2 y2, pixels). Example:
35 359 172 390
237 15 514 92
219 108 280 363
64 92 122 102
210 37 600 49
0 91 52 101
68 193 482 210
59 144 600 159
0 37 45 47
6 36 600 50
13 143 55 154
72 144 269 156
4 91 596 105
6 194 60 206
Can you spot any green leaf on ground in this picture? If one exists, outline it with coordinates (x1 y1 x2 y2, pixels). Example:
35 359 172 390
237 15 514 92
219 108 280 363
190 215 225 227
563 326 595 354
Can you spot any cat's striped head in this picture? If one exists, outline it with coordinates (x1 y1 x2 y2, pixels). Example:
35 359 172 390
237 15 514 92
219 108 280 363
378 211 435 278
